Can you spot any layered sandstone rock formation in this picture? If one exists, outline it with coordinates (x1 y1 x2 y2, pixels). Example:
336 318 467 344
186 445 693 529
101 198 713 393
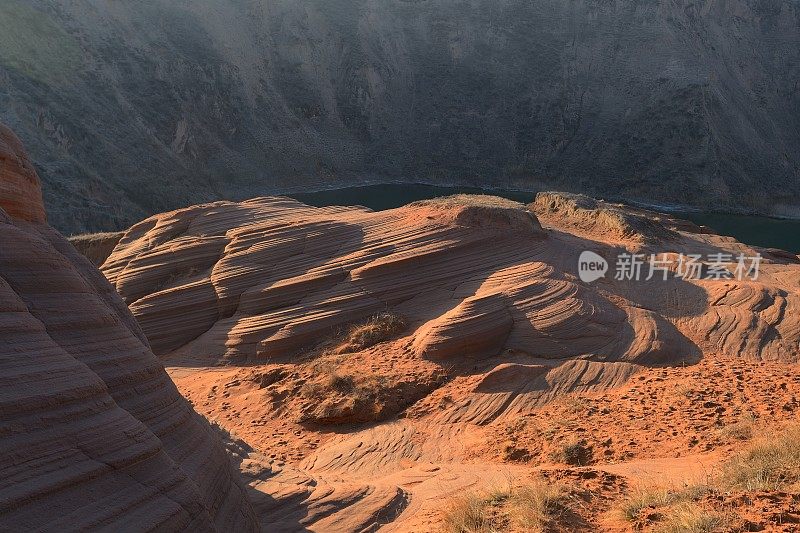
97 190 800 531
97 187 800 531
0 125 257 531
0 123 45 224
102 192 800 367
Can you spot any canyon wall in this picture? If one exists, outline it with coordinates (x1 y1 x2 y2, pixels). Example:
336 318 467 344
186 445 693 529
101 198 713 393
1 0 798 233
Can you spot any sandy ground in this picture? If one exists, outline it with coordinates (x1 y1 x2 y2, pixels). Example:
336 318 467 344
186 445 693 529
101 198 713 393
167 353 800 532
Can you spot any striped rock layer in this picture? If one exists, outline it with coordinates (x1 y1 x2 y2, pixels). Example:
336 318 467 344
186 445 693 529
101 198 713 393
0 124 46 224
102 192 800 370
97 193 800 532
0 124 258 531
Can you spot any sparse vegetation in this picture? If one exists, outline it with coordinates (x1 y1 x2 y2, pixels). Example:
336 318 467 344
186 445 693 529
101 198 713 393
620 484 712 522
555 395 590 415
299 369 389 424
442 493 493 532
297 345 446 425
330 312 407 354
674 383 695 399
654 503 729 533
442 479 566 533
550 439 592 466
618 424 800 531
718 413 757 441
507 482 568 531
721 424 800 491
620 487 674 522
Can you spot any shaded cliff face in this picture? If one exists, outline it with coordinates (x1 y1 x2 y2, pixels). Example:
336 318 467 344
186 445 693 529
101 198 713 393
0 124 257 530
1 0 799 233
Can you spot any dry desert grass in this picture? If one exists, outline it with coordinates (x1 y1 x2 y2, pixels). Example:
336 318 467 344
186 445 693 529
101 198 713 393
721 424 800 491
442 479 567 533
619 424 800 531
331 312 408 354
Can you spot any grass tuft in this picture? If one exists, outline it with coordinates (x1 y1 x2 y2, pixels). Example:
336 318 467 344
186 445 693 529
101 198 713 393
442 479 566 533
654 503 729 533
619 484 713 523
332 313 407 354
721 424 800 491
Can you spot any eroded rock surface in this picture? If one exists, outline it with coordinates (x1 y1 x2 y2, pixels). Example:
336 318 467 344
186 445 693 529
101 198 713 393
104 192 800 367
99 190 800 531
0 124 258 531
0 124 45 224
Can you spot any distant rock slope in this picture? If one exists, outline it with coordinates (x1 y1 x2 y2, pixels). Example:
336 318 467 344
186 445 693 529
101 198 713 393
0 124 258 530
1 0 799 233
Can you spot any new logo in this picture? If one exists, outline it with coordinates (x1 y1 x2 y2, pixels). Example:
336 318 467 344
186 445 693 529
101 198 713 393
578 251 608 283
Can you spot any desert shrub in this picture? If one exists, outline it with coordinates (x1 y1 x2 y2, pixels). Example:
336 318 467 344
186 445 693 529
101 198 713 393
718 413 757 441
551 439 592 466
332 312 407 354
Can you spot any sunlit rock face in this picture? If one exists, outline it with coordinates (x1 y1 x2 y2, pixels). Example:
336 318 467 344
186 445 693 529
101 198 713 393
0 122 258 531
95 191 800 531
2 0 799 233
101 191 800 372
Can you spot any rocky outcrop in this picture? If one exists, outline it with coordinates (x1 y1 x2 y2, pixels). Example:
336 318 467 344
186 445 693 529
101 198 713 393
0 124 257 531
0 124 45 224
2 0 799 233
102 191 800 368
102 195 697 369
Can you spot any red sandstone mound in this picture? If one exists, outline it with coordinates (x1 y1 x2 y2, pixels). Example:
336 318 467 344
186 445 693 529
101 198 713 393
101 192 800 367
0 124 258 531
92 189 800 530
